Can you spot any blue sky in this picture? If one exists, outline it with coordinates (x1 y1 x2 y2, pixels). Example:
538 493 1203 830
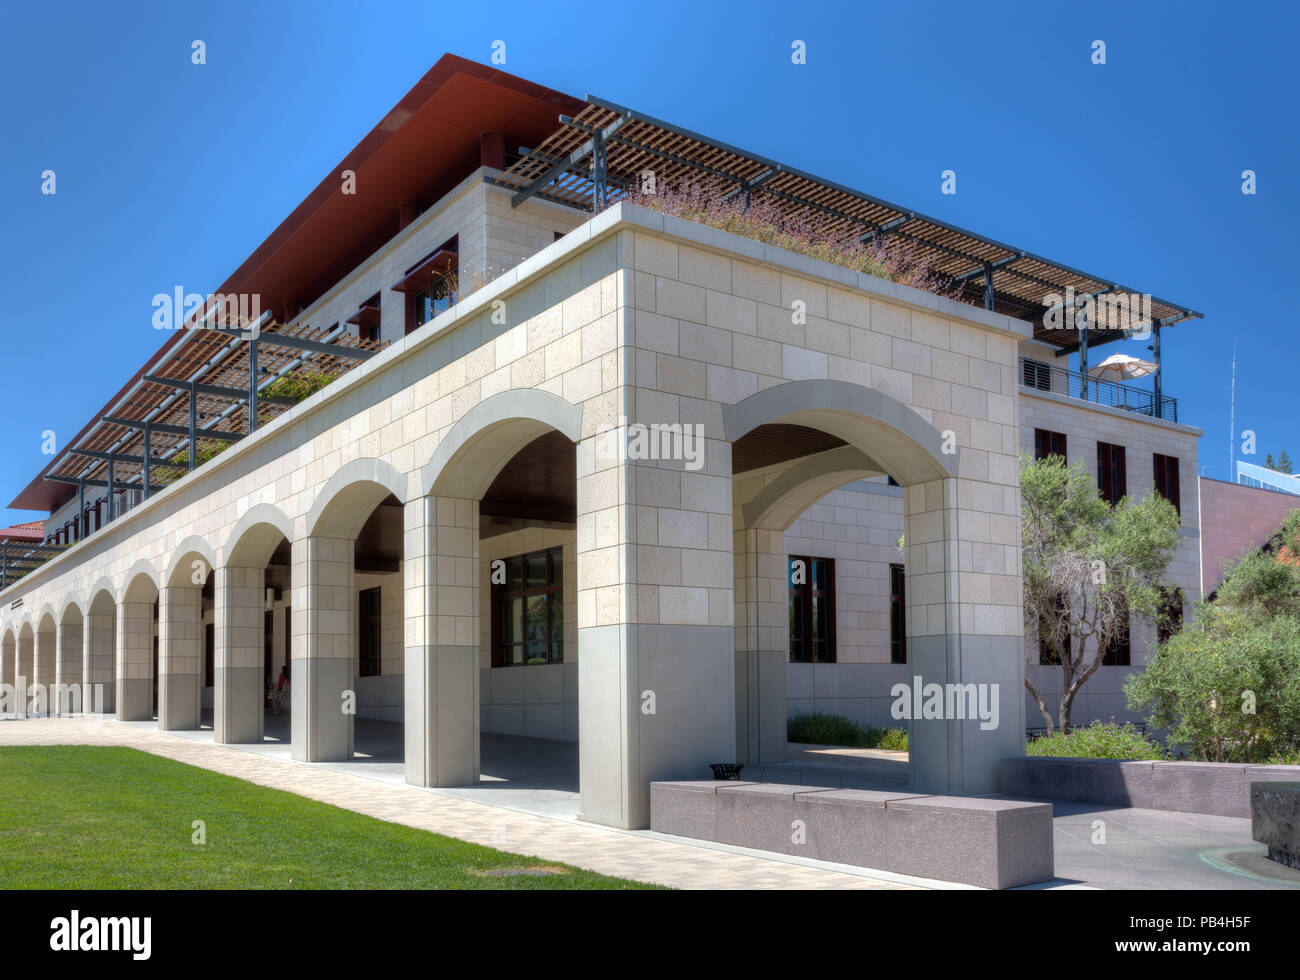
1 0 1295 524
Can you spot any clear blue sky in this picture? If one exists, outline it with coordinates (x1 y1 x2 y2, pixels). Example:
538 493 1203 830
1 0 1295 524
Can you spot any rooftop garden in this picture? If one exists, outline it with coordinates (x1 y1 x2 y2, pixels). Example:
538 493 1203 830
620 179 961 301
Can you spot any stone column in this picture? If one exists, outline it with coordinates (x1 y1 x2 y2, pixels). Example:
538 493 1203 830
214 565 264 743
576 428 737 830
903 477 1025 796
55 617 83 714
15 631 33 717
404 496 479 787
115 598 154 720
733 525 789 764
34 626 56 715
158 584 202 730
84 609 115 714
0 637 13 715
292 536 354 762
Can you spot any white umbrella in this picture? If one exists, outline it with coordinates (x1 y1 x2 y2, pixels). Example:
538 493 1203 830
1088 353 1156 382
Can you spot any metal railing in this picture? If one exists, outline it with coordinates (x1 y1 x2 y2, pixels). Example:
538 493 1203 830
1019 358 1177 423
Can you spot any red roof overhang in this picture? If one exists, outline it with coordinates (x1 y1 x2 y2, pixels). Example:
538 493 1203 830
10 55 584 512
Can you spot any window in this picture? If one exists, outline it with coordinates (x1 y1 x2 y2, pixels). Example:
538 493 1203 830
204 623 214 688
1097 441 1127 505
889 564 906 664
1022 359 1051 391
359 587 382 677
1034 429 1067 462
1038 593 1070 665
491 547 564 666
1158 588 1184 645
1153 453 1181 516
789 556 835 663
1102 600 1131 666
410 276 452 332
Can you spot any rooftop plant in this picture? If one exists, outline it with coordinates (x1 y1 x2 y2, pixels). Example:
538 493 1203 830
620 179 961 300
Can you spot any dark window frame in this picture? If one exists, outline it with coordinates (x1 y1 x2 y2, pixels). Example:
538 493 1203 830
358 586 382 677
889 563 906 664
1153 453 1181 516
1097 441 1127 506
1034 428 1067 462
491 547 564 667
789 555 836 664
1102 600 1131 666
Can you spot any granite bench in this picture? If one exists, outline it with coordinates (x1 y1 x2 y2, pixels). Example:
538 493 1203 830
649 780 1054 889
999 757 1300 817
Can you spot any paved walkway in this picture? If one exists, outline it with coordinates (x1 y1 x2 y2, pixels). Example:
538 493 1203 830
0 716 943 890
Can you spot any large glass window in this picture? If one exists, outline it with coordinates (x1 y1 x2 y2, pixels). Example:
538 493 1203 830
789 556 835 663
492 547 564 666
1097 441 1127 505
1034 428 1067 462
1153 453 1181 516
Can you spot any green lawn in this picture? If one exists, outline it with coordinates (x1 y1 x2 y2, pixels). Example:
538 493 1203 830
0 746 659 889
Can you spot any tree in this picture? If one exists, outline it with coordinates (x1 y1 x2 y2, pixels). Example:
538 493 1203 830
1265 453 1276 469
1278 449 1293 474
1021 455 1180 733
1126 510 1300 762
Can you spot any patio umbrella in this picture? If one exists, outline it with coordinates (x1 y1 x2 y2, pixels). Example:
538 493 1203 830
1088 353 1157 383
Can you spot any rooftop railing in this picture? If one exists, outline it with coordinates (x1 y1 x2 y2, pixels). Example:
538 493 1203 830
1019 357 1177 423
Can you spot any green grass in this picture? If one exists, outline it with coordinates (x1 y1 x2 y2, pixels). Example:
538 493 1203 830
0 747 660 889
786 712 909 751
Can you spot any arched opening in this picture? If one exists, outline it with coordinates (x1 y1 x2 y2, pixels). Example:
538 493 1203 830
35 612 57 716
160 541 217 732
301 458 409 764
86 588 117 715
218 509 292 746
55 602 85 715
413 391 582 800
723 380 1022 797
118 569 159 722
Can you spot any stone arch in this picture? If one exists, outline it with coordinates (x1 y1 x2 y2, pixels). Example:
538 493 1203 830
223 503 294 568
58 597 84 625
121 559 161 601
306 457 410 540
165 535 219 588
721 379 957 485
741 445 886 531
89 576 118 608
420 388 583 499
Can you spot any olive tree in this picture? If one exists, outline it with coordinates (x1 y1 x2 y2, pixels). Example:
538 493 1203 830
1021 455 1179 732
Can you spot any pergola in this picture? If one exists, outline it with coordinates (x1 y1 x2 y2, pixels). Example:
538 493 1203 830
492 94 1200 392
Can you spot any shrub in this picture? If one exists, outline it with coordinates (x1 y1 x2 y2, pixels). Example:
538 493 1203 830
1125 610 1300 762
787 712 908 751
262 370 338 403
1025 721 1165 760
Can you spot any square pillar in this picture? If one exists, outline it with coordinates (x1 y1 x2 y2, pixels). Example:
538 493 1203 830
576 430 737 830
292 536 354 762
54 618 83 715
403 496 479 787
16 632 33 717
115 598 154 721
733 526 789 764
214 565 265 743
903 477 1025 796
84 611 115 714
158 585 202 730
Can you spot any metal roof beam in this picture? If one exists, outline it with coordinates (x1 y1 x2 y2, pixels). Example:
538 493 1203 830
953 253 1023 283
143 374 298 407
209 329 375 361
46 475 167 494
102 416 240 442
512 112 632 208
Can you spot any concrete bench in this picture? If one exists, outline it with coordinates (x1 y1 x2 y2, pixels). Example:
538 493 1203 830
1000 758 1300 817
1251 782 1300 870
650 780 1054 889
